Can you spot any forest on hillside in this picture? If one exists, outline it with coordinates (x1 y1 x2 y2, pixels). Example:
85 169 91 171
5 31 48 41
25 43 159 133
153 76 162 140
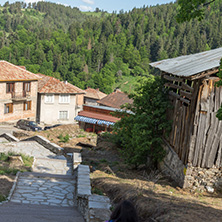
0 1 222 93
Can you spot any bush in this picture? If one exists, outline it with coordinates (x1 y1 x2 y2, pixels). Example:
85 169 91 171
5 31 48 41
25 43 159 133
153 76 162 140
113 75 171 168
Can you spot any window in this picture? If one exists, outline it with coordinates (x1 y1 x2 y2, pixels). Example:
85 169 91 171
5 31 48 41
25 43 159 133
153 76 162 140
4 103 13 114
23 82 31 92
59 94 70 103
45 94 54 103
24 101 31 111
59 111 68 120
6 83 15 93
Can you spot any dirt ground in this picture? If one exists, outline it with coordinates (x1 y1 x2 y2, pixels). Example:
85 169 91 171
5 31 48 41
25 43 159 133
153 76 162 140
5 124 222 221
0 175 15 199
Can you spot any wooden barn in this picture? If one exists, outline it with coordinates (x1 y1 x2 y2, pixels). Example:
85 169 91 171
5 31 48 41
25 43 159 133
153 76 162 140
150 47 222 190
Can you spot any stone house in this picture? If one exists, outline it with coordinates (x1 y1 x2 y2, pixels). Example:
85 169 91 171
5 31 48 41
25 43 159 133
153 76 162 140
0 61 39 122
150 47 222 191
36 73 85 124
84 87 107 106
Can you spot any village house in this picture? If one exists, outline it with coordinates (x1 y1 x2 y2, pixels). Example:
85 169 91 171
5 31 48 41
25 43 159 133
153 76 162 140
75 89 134 133
0 61 39 122
84 87 107 106
75 104 121 133
97 89 133 109
36 73 85 124
150 47 222 191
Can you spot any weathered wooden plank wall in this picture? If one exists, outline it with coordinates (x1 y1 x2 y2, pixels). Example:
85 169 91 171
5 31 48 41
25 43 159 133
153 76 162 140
165 75 200 165
190 77 222 168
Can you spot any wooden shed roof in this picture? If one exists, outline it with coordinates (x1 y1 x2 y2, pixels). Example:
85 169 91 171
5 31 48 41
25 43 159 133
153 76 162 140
150 47 222 78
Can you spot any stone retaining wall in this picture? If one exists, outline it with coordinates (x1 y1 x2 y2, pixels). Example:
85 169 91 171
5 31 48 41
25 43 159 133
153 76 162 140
160 140 222 192
158 141 185 187
22 135 64 155
74 161 111 222
0 133 19 142
184 165 222 192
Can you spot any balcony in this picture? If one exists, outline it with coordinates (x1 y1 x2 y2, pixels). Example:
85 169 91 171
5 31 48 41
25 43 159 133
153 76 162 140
11 91 30 101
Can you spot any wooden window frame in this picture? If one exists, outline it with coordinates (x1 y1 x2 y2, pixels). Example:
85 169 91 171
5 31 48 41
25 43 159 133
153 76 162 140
6 83 15 93
23 82 31 92
23 101 31 111
4 103 13 114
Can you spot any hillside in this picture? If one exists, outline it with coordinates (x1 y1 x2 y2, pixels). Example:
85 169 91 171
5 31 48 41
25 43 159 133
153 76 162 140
0 1 222 93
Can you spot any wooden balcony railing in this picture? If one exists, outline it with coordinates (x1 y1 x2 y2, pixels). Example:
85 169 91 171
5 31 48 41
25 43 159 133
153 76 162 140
11 91 30 101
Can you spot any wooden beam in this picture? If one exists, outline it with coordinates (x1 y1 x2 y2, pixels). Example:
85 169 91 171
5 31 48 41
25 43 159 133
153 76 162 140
190 69 219 80
181 82 194 92
163 75 183 82
180 90 193 99
169 91 180 99
180 97 190 105
164 82 181 90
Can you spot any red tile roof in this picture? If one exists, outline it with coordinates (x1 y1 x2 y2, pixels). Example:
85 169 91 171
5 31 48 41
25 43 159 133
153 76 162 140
36 73 85 94
0 61 40 81
78 110 120 122
85 87 107 100
97 91 133 109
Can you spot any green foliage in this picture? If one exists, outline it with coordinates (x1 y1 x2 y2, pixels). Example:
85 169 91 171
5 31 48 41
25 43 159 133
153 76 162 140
113 75 171 167
0 1 222 93
176 0 216 22
0 194 6 202
58 134 70 143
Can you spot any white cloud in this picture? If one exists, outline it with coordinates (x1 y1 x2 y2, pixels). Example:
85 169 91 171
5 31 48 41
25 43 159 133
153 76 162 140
82 0 94 5
79 5 93 11
24 0 44 3
56 2 69 7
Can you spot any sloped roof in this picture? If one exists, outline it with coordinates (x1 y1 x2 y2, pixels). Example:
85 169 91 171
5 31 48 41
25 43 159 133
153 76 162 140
97 91 133 109
0 61 40 81
77 110 120 123
149 47 222 77
36 73 85 94
85 87 107 100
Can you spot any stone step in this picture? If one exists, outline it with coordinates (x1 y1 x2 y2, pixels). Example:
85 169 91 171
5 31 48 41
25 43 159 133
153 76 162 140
11 174 76 208
32 158 73 175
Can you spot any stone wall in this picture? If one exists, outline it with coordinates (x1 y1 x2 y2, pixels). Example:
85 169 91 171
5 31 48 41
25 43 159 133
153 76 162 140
22 135 64 155
74 163 111 222
184 165 222 192
159 141 186 187
0 133 19 142
0 81 38 122
160 140 222 192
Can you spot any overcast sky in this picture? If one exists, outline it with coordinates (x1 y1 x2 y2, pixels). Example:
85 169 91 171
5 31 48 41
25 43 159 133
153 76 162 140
0 0 174 12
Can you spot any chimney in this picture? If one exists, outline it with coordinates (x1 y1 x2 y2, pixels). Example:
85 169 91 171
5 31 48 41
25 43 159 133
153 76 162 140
64 80 68 84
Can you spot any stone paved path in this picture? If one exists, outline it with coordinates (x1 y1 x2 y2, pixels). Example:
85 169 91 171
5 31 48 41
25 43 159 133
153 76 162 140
11 173 75 207
0 139 84 221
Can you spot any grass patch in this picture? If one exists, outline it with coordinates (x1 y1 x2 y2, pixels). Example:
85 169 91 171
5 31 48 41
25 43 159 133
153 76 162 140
112 75 140 93
0 194 6 202
77 134 86 138
58 134 70 143
92 187 104 195
0 167 19 175
20 154 33 168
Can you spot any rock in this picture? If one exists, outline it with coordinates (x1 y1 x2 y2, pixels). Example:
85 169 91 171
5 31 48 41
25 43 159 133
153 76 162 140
206 186 214 193
9 155 24 167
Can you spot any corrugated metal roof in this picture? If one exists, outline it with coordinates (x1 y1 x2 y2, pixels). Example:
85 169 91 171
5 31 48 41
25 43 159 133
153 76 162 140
74 116 115 126
84 104 134 114
149 47 222 77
